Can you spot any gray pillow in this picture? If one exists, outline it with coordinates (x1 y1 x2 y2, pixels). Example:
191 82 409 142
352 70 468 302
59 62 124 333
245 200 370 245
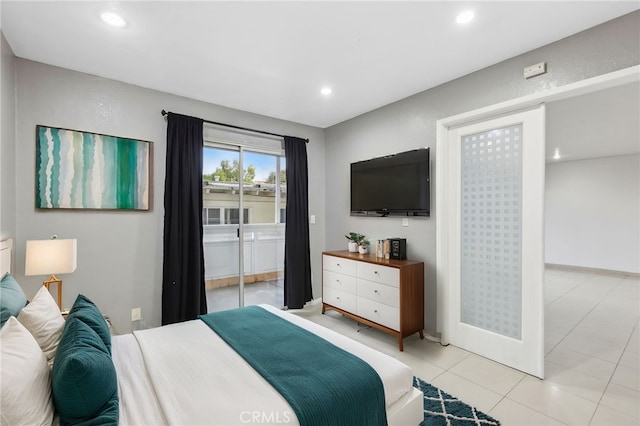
0 273 28 327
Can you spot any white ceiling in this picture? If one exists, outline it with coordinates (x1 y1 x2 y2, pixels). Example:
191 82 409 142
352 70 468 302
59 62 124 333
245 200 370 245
2 1 638 129
546 82 640 163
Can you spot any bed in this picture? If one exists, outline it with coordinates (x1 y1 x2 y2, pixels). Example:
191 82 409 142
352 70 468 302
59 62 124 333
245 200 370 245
0 238 423 425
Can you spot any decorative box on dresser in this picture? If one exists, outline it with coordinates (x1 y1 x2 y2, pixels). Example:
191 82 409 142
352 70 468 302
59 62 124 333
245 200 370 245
322 250 424 351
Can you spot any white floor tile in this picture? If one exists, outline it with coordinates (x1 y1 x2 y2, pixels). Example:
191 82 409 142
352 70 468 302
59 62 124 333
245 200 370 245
557 332 626 363
545 329 566 355
609 280 640 299
587 304 639 326
545 346 617 381
449 354 525 396
611 365 640 392
544 361 609 402
553 270 595 283
398 353 445 382
546 317 579 336
570 325 632 347
507 376 598 425
429 371 503 415
619 350 640 370
587 273 626 286
578 317 637 339
600 383 640 419
411 341 471 371
627 330 639 354
590 404 639 426
489 398 565 426
349 325 398 354
545 282 576 305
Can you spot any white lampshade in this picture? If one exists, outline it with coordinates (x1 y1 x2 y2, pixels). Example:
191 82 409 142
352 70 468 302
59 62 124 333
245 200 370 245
25 239 77 276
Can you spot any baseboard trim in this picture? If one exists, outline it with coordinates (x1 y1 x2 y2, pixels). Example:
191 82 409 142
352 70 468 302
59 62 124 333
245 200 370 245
545 263 640 278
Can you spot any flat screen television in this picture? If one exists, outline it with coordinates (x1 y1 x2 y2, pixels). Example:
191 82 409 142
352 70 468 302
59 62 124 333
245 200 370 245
350 148 430 217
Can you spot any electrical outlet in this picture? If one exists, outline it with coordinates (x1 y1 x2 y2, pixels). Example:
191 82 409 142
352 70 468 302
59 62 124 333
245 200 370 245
131 307 142 321
524 62 547 79
402 218 409 227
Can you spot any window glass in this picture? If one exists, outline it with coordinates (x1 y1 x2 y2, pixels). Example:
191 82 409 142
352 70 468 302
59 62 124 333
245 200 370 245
203 146 285 226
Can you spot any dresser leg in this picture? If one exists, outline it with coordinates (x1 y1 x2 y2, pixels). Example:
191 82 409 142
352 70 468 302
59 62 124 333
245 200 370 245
419 330 424 339
398 336 404 351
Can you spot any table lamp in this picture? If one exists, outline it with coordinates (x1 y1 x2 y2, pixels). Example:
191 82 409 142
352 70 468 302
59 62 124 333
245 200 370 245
25 236 77 310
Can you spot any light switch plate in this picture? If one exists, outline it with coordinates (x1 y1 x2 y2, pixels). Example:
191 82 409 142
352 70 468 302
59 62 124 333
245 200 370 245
131 307 142 321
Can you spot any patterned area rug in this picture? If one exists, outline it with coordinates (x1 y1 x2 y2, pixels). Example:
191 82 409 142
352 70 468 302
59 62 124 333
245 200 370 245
413 376 501 426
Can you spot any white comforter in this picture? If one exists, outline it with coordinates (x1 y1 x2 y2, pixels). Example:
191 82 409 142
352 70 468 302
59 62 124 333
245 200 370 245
111 305 415 426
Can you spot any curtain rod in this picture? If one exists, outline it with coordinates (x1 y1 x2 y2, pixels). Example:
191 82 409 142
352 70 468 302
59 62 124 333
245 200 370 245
161 110 308 143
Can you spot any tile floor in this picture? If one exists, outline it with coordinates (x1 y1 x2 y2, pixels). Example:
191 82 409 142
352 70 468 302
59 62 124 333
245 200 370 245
290 267 639 425
206 279 284 312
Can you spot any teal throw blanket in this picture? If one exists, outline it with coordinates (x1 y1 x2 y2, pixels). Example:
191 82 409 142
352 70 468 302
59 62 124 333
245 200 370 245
200 306 387 426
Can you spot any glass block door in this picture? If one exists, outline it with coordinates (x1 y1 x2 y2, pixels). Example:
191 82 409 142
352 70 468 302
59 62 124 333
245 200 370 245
461 125 523 339
444 107 545 378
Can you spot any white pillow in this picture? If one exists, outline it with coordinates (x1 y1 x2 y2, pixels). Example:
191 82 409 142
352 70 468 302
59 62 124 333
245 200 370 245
17 286 65 363
0 317 54 426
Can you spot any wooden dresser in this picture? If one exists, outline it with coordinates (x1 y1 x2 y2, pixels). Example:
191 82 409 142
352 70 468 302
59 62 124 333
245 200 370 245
322 250 424 351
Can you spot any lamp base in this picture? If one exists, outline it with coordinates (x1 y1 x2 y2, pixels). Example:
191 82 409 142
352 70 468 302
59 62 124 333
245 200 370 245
43 275 62 310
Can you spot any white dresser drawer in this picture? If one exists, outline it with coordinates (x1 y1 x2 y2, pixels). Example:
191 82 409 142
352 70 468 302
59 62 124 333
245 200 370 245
357 298 399 331
357 262 399 287
323 255 357 277
323 287 357 313
357 279 399 308
323 270 357 294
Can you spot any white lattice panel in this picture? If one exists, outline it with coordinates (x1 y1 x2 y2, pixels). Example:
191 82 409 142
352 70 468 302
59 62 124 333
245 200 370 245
460 125 523 339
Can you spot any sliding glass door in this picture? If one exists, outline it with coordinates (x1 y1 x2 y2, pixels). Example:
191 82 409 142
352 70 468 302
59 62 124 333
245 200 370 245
203 143 286 312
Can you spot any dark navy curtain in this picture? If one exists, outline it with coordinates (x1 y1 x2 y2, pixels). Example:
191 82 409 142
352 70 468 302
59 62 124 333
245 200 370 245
162 113 207 325
283 136 312 309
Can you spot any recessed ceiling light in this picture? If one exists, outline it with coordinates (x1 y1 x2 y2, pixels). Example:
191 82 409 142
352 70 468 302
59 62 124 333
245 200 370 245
101 11 126 28
456 10 475 24
320 87 332 96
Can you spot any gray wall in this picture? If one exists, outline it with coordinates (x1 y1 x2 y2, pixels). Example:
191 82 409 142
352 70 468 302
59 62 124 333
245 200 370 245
324 11 640 334
1 32 16 242
545 155 640 274
5 11 639 336
13 60 325 333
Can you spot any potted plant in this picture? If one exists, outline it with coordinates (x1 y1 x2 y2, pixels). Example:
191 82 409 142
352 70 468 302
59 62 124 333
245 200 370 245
358 239 370 254
345 232 365 252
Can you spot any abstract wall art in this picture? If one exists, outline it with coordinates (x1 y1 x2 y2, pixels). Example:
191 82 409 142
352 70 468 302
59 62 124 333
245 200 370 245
35 125 152 210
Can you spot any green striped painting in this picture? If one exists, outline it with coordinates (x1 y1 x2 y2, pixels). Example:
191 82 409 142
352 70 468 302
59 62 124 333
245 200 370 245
35 125 151 210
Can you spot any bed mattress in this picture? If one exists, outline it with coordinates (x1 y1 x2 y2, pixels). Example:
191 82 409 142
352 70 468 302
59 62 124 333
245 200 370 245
111 304 420 425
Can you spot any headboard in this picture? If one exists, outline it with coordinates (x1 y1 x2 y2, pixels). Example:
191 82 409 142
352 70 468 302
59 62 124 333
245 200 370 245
1 238 13 276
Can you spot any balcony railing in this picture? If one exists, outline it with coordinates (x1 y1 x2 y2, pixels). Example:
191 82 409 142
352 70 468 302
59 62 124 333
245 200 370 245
203 223 285 282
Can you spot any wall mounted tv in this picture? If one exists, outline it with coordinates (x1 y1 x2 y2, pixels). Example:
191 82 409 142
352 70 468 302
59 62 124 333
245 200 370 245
351 148 430 217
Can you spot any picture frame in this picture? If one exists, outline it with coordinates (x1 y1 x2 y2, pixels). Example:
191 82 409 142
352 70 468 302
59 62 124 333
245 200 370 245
35 125 152 211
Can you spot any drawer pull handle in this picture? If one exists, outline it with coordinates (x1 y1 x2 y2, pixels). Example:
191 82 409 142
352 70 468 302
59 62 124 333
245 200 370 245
336 296 341 300
337 263 341 267
374 309 378 313
374 290 378 293
374 271 379 275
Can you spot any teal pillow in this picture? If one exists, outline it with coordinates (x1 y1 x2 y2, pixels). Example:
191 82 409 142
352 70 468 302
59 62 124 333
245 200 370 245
67 294 111 353
0 273 28 327
52 318 118 426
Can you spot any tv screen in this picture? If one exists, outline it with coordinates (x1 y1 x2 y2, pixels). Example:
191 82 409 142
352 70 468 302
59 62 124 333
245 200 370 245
351 148 430 217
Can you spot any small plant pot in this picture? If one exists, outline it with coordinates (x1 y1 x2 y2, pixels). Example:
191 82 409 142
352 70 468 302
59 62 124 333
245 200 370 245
358 245 368 254
348 242 358 252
